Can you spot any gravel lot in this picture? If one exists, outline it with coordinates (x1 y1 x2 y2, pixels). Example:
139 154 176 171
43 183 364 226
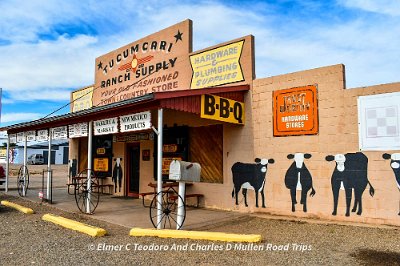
0 193 399 266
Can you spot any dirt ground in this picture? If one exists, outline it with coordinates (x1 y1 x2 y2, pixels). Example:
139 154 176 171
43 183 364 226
0 192 399 266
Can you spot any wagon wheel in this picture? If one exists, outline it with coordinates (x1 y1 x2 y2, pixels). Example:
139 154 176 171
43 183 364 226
17 165 29 197
149 187 186 229
74 169 100 214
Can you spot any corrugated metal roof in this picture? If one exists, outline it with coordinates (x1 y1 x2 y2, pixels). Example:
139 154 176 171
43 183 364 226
2 85 249 134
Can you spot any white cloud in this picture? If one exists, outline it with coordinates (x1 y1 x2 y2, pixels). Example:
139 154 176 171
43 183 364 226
0 0 399 106
1 112 42 123
338 0 400 16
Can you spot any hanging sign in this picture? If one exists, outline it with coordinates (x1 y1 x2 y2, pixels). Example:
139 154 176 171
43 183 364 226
25 131 36 142
113 132 154 142
52 126 68 140
37 130 48 141
120 111 151 133
9 134 17 143
16 132 24 143
273 85 319 136
94 117 118 135
200 94 245 125
69 123 88 138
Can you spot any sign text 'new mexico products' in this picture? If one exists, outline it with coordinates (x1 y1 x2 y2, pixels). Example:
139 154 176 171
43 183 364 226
120 111 151 133
94 20 192 106
94 118 118 136
190 40 244 89
273 85 319 136
201 94 244 125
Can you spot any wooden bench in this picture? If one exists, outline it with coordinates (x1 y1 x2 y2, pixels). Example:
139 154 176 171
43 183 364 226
96 184 114 194
137 191 157 207
169 193 204 208
67 181 114 195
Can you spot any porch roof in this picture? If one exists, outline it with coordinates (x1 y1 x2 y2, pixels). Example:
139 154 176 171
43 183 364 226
1 85 249 134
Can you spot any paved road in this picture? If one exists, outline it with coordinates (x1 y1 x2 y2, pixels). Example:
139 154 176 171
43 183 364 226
0 193 399 265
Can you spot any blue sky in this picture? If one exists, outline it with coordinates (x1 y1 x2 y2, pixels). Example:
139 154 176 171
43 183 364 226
0 0 399 127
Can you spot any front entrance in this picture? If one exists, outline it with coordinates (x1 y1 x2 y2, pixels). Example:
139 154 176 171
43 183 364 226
126 143 140 197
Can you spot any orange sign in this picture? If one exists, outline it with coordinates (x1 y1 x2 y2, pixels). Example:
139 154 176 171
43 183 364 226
273 85 318 136
94 158 109 172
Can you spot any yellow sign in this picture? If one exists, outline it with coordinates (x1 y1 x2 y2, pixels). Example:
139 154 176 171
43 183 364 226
0 149 6 157
190 40 244 89
97 148 106 155
72 86 94 112
201 94 244 125
94 158 109 172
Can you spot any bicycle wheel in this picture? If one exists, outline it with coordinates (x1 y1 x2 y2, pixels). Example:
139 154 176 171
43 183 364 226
17 166 29 197
74 169 100 214
149 188 186 229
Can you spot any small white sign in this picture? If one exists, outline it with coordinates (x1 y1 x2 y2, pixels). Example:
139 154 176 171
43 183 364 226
37 130 48 141
9 134 17 143
25 131 36 142
52 126 68 140
358 92 400 150
69 123 88 138
94 117 118 135
120 111 151 133
16 132 25 143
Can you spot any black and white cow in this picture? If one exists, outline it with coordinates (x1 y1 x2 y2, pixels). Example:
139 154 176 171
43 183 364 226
231 158 274 208
285 153 316 212
326 152 375 216
382 153 400 215
68 159 77 180
112 158 123 193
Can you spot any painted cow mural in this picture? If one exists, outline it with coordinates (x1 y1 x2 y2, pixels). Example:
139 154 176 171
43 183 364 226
285 153 316 212
112 158 123 193
68 159 77 180
382 153 400 215
325 152 375 216
231 158 275 208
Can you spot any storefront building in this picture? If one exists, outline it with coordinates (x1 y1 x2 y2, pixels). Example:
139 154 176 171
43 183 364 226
2 19 399 227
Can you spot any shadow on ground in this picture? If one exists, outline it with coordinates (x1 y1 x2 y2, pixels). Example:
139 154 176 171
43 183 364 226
351 249 400 265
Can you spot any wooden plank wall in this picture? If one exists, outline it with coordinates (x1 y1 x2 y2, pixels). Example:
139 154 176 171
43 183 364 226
189 125 223 183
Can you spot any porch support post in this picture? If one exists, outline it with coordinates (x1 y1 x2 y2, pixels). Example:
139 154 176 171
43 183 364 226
23 134 27 196
87 121 93 214
47 129 52 199
156 108 163 229
5 134 9 192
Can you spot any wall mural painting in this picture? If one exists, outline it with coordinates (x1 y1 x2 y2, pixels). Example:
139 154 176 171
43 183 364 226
325 152 375 216
382 153 400 215
112 158 123 193
285 153 316 212
68 159 77 179
231 158 274 208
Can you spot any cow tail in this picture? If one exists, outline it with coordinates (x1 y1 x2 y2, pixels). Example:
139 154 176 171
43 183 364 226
310 186 316 197
368 181 375 197
232 188 235 198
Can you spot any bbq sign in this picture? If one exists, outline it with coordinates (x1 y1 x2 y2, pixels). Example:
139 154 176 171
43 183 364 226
273 85 319 136
201 94 244 125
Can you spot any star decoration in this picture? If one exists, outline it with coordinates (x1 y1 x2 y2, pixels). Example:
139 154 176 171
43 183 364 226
97 61 103 70
174 30 183 43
